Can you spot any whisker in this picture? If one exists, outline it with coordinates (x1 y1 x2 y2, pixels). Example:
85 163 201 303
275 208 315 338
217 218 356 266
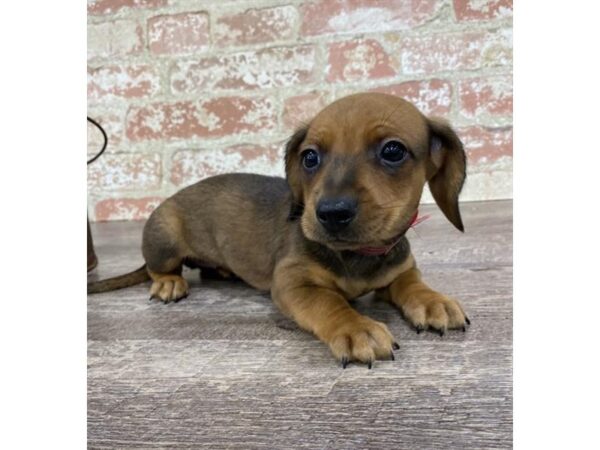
410 227 423 240
357 199 412 209
378 102 403 129
377 204 411 210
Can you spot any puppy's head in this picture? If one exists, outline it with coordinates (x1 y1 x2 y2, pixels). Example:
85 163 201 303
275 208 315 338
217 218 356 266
285 93 466 251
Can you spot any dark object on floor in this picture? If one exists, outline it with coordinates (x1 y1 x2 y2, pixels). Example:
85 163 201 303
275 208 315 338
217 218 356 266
87 217 97 272
87 116 108 273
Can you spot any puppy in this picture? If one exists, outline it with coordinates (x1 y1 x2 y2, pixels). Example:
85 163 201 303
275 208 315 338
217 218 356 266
89 93 470 367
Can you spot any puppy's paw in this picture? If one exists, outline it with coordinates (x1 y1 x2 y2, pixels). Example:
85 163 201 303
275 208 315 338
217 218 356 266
326 316 398 368
401 292 469 335
149 275 189 303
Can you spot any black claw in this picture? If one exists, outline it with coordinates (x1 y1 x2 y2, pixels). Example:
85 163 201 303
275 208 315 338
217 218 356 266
416 326 423 334
392 342 400 350
390 351 395 361
465 316 471 325
462 326 466 332
341 357 349 369
367 360 372 370
438 329 445 337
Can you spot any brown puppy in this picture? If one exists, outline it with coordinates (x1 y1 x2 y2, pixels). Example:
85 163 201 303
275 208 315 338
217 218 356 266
89 93 469 367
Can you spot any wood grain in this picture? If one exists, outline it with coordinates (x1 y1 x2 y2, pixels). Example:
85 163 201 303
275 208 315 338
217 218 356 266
88 200 512 449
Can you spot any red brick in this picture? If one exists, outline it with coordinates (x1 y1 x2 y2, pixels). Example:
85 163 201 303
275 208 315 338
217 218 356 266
88 65 160 100
370 79 452 116
398 29 512 74
87 153 162 190
94 197 164 222
148 12 209 55
126 97 277 141
458 126 512 164
214 6 298 47
170 45 317 93
458 76 512 118
453 0 512 21
301 0 441 36
171 144 284 187
327 39 396 82
88 20 144 59
282 92 329 131
88 0 167 15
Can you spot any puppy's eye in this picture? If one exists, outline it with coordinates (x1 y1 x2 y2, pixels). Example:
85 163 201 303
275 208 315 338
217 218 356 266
301 149 320 170
379 140 408 166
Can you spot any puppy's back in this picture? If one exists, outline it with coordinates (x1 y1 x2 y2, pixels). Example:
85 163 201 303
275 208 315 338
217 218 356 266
160 173 293 290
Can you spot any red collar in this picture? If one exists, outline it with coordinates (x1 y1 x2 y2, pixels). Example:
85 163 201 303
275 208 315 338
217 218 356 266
355 210 428 257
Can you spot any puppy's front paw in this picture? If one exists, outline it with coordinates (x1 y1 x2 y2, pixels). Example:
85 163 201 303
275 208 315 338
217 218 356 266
149 275 189 303
326 316 398 368
401 292 469 335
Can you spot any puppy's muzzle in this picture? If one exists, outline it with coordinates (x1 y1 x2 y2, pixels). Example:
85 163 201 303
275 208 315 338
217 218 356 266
316 197 357 233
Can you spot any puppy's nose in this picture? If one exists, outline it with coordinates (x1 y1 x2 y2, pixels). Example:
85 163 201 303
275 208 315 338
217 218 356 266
316 197 357 233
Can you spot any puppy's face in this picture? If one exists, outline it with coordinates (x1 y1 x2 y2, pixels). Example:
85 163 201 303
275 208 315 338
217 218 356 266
285 93 466 251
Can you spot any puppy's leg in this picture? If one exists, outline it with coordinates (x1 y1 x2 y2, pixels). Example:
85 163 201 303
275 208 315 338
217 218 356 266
272 269 397 367
383 262 469 335
147 268 188 303
142 205 189 303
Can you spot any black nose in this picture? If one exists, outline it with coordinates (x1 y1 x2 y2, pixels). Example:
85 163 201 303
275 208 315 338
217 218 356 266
316 197 357 233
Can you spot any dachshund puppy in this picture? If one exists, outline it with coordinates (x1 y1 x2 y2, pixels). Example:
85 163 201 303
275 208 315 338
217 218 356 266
89 93 469 367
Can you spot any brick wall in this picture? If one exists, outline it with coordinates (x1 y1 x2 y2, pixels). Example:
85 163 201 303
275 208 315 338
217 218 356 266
87 0 513 222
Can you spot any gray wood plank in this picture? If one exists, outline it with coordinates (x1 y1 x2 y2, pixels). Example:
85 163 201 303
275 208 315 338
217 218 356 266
88 200 512 449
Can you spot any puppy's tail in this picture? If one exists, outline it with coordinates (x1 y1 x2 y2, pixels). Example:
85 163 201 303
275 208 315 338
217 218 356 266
87 264 150 294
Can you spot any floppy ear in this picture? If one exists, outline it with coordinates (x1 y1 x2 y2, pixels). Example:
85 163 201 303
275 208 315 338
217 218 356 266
427 117 467 232
284 126 308 220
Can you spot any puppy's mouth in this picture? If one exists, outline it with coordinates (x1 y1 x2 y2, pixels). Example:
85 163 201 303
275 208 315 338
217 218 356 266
320 210 421 255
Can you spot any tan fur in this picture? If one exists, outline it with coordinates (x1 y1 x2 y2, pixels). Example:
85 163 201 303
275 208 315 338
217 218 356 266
148 271 189 303
292 95 431 249
332 253 415 299
385 265 468 334
88 93 470 367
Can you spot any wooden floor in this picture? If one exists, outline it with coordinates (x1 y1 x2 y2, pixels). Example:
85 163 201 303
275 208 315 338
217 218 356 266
88 200 512 449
